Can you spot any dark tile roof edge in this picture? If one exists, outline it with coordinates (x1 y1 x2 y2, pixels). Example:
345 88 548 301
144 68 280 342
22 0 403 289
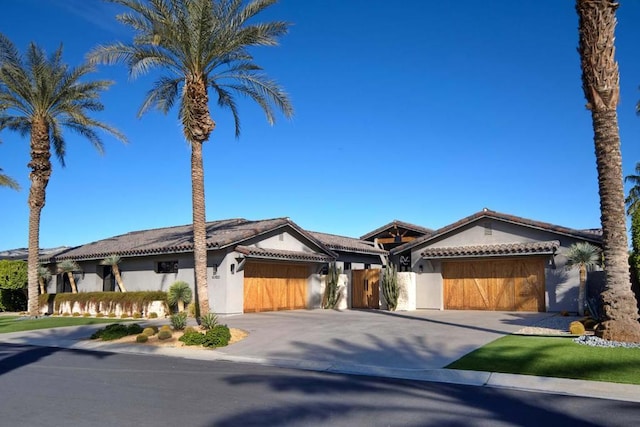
307 231 388 255
360 220 434 240
235 245 335 263
420 240 560 259
391 209 603 255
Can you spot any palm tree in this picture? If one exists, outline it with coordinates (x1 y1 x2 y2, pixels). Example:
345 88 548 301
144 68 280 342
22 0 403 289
577 0 640 342
167 280 192 313
0 34 126 316
89 0 293 317
566 242 601 316
0 167 19 190
37 264 51 294
624 162 640 216
100 255 127 292
56 260 81 294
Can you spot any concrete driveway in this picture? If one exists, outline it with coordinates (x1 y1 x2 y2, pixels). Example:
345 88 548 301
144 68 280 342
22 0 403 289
219 309 552 371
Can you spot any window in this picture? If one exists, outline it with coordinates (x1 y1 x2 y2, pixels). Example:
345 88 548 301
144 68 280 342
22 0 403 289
156 261 178 274
344 262 351 271
364 263 371 269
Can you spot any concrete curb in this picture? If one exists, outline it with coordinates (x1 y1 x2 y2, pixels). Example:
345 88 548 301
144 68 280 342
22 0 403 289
2 332 639 403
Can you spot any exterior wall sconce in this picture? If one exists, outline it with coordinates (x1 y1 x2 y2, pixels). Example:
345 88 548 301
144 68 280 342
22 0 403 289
418 264 423 273
230 264 235 274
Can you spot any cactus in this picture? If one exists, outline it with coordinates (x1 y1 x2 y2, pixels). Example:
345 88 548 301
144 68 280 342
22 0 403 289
382 263 399 311
323 262 342 309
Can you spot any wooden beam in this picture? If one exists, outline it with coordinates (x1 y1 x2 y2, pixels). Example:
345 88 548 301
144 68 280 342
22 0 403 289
377 236 416 244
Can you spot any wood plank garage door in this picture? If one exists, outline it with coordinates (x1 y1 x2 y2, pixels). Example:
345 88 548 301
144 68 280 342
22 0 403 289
243 262 309 312
443 258 545 312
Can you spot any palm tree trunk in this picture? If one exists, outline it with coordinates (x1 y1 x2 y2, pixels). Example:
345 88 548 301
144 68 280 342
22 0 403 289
578 265 587 316
577 0 640 342
185 76 215 318
68 272 78 294
38 277 46 295
112 264 127 292
27 118 52 317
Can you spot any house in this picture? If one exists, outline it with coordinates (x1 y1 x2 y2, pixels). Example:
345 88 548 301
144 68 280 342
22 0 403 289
44 218 385 315
388 208 603 313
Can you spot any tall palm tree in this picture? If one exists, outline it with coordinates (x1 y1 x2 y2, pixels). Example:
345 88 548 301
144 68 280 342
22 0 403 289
89 0 293 317
577 0 640 342
37 264 51 294
0 167 19 190
56 260 81 294
624 162 640 215
566 242 601 316
0 34 127 316
100 255 127 292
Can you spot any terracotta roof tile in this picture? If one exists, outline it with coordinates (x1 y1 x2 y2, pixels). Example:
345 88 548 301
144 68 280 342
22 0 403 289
421 240 560 259
235 245 334 263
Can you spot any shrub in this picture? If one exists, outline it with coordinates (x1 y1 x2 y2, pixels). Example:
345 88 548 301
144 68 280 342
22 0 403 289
170 312 188 330
96 313 105 318
582 318 597 330
179 331 206 346
121 313 129 319
202 325 231 348
72 312 81 317
82 312 91 317
160 325 171 332
157 329 172 340
148 312 158 319
183 326 197 334
199 312 218 330
91 323 143 341
108 312 116 318
187 302 196 317
569 321 586 335
132 312 142 319
167 281 192 313
62 312 70 317
136 334 149 343
142 327 156 336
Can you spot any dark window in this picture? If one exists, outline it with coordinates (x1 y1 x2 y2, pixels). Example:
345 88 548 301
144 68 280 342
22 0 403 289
102 266 116 292
156 261 178 274
344 262 351 271
364 263 371 269
56 274 72 293
320 264 329 275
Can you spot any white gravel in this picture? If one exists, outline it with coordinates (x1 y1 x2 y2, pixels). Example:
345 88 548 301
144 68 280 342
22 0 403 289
515 315 579 336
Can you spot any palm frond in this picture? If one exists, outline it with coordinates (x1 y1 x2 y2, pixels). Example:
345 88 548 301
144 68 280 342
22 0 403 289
0 168 20 190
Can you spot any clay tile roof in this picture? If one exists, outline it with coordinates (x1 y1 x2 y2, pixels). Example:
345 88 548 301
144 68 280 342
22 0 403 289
421 240 560 259
49 218 293 261
308 231 388 255
360 220 434 241
391 209 602 255
235 245 334 263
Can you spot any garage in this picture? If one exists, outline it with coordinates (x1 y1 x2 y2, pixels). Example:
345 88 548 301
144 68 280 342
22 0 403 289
243 262 309 312
443 258 545 312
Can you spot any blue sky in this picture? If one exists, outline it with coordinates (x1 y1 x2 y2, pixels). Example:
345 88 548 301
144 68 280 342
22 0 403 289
3 0 640 250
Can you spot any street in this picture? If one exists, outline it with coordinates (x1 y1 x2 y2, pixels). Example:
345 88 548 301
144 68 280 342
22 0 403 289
1 344 638 426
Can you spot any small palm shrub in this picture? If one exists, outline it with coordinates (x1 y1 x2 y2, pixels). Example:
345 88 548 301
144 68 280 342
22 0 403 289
148 312 158 319
199 312 218 330
202 325 231 348
569 321 586 335
157 329 172 340
136 334 149 343
142 327 156 336
179 331 206 346
171 312 188 330
167 281 192 313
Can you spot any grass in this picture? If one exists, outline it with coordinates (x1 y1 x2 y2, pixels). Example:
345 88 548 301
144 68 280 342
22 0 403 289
446 335 640 384
0 315 129 334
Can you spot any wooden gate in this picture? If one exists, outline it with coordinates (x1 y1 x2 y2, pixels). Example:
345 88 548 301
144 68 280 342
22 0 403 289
243 262 309 312
351 269 380 309
443 258 545 312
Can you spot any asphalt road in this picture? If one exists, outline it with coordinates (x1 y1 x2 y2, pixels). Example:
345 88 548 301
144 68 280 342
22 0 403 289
1 344 638 427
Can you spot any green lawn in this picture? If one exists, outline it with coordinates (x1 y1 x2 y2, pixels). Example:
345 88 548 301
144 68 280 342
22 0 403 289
447 335 640 384
0 315 129 334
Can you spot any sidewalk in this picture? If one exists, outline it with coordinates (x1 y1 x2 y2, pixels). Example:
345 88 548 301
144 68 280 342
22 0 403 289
1 320 639 404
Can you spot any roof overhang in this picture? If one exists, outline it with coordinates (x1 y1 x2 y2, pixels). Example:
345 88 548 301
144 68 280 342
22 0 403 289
421 240 560 260
235 245 335 263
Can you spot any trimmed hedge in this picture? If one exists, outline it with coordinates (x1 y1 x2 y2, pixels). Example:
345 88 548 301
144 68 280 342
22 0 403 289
41 291 167 316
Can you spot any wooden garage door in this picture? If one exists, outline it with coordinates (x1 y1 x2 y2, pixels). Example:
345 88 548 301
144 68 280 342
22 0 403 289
443 258 545 312
243 262 309 312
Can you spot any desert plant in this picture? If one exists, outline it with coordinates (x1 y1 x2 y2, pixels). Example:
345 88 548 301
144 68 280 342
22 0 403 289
132 312 142 319
72 312 81 317
167 281 192 313
62 312 70 317
120 313 129 319
381 263 399 311
581 318 598 330
160 325 172 332
569 321 586 335
136 334 149 343
323 262 342 309
171 312 188 330
82 312 90 318
202 325 232 348
183 326 197 334
91 323 143 341
142 327 156 337
199 312 219 330
565 242 601 316
96 313 105 318
179 331 206 346
148 312 158 319
108 312 116 318
37 265 51 295
157 329 172 340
